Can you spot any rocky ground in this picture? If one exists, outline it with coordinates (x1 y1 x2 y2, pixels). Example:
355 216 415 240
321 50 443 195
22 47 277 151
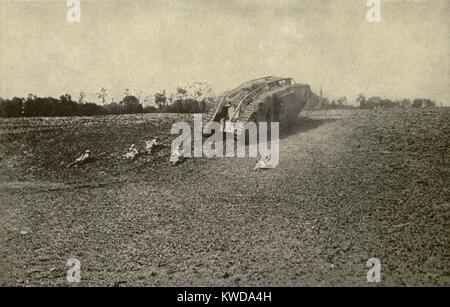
0 109 449 286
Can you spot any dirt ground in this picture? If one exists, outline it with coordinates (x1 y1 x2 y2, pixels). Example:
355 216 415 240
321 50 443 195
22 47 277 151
0 109 449 286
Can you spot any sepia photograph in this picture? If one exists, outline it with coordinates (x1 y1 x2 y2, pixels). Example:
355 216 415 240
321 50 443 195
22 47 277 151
0 0 449 291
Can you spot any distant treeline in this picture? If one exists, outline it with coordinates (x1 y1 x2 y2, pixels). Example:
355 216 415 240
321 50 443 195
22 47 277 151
1 91 439 118
305 96 354 110
357 95 437 109
305 93 438 110
0 94 212 118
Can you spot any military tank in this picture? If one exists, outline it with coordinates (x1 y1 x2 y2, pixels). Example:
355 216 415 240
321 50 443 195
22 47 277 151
204 76 315 134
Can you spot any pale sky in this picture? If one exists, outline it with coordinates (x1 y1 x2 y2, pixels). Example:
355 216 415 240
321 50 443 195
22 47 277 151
0 0 449 104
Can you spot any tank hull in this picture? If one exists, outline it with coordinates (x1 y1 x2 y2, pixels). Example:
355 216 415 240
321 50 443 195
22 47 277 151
205 77 315 132
243 83 312 129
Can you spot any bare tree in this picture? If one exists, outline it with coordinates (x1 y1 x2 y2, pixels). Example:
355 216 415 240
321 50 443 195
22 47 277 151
356 93 366 108
78 91 86 104
123 88 130 98
176 87 188 100
96 87 108 105
154 90 167 108
187 82 213 101
135 89 144 103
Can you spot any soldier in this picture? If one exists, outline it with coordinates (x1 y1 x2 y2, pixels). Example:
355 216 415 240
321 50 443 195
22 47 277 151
254 154 273 171
145 137 161 154
67 149 92 167
170 144 185 166
124 144 139 160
